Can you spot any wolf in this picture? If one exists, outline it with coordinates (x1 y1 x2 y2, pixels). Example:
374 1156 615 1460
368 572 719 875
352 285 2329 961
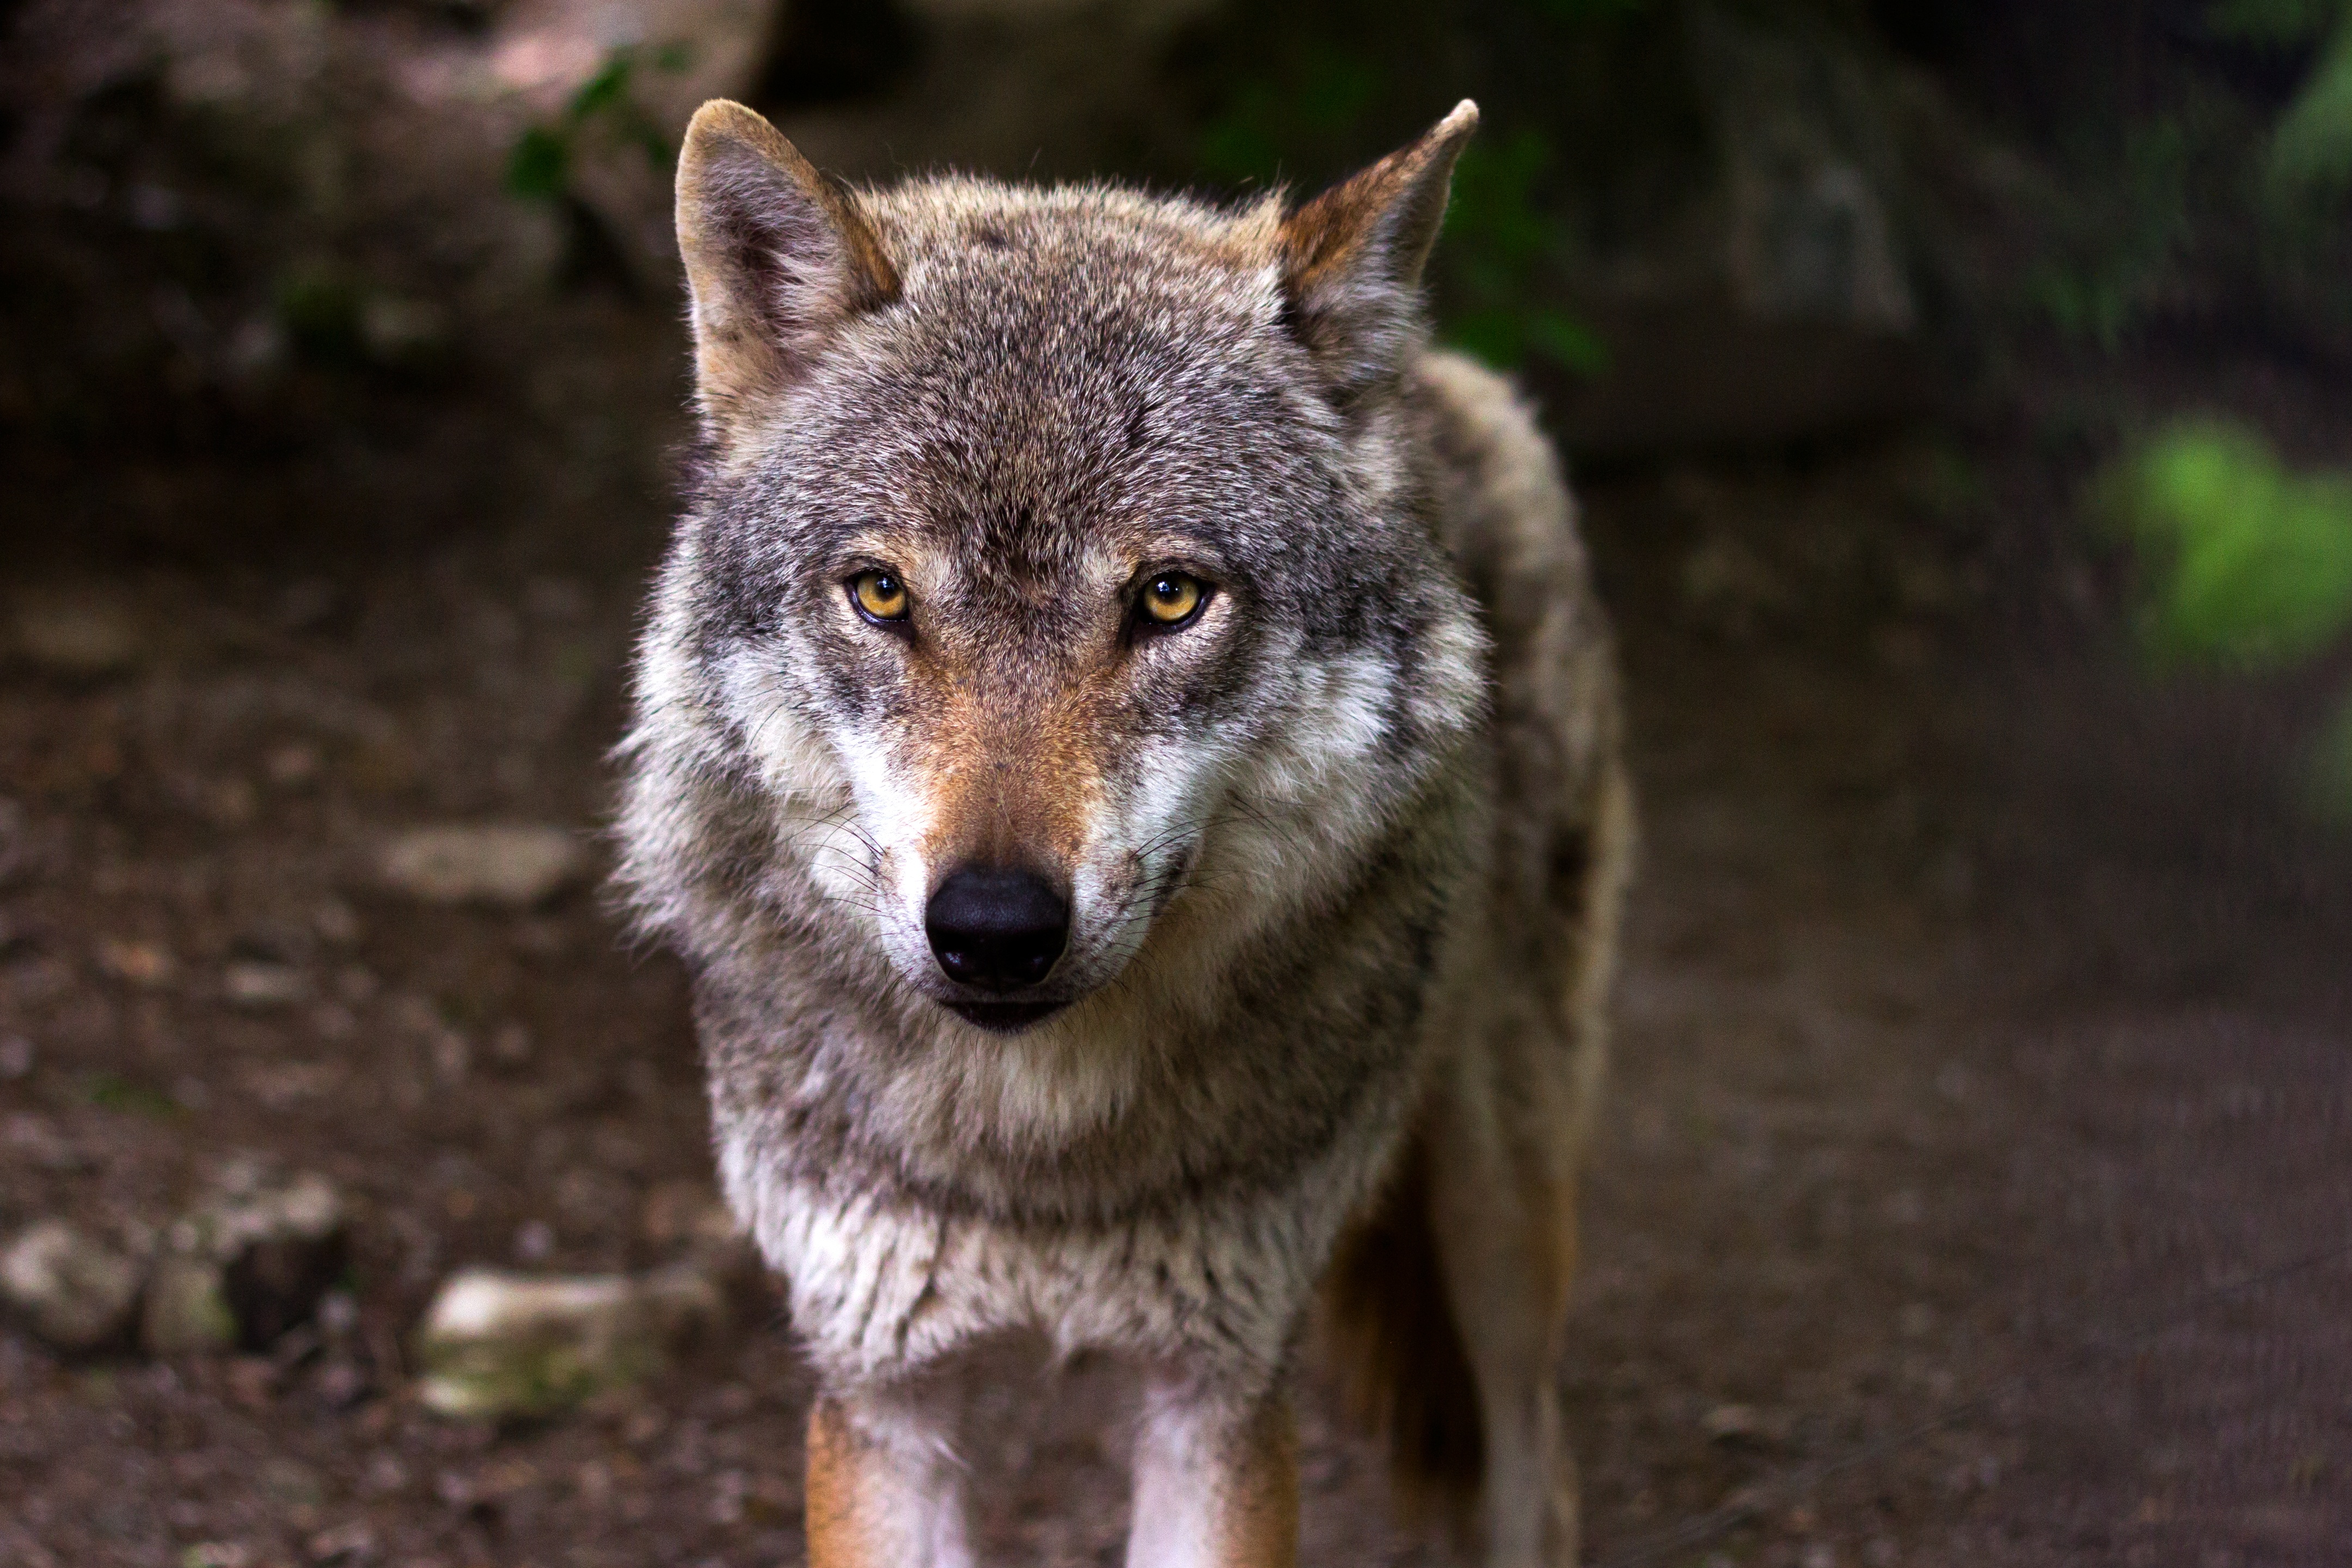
615 95 1632 1567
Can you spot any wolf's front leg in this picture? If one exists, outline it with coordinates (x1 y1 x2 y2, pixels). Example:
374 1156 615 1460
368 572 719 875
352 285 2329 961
1126 1380 1299 1568
806 1391 975 1568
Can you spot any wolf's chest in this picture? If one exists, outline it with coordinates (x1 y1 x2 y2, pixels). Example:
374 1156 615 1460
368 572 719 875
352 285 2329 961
716 1129 1392 1389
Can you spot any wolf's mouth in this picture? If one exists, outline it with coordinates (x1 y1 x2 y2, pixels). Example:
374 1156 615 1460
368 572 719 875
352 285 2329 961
943 999 1069 1033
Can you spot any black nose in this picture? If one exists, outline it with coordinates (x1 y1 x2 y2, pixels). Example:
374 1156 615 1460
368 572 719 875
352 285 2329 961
925 867 1070 993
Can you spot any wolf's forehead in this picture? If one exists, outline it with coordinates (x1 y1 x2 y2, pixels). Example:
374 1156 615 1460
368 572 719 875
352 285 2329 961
827 262 1295 526
900 268 1270 404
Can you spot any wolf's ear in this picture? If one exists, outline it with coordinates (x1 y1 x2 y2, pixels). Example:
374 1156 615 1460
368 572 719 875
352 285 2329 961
1277 100 1478 396
675 100 899 436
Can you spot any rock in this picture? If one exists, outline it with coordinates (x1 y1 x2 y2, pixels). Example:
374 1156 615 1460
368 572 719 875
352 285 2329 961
488 1021 534 1067
376 824 586 908
95 936 176 988
222 961 310 1010
143 1172 350 1355
1700 1401 1784 1449
0 1034 33 1079
1 1220 143 1351
2 1112 87 1172
142 1254 240 1356
414 1261 728 1419
10 589 143 675
306 1522 377 1564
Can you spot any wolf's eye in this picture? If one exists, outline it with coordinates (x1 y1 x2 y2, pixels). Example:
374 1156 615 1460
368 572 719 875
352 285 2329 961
1140 573 1207 628
849 570 910 624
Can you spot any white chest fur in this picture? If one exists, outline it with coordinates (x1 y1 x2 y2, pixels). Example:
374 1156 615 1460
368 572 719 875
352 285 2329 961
717 1123 1394 1395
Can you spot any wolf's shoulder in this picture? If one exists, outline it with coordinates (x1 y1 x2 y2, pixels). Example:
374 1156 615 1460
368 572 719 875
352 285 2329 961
1407 349 1590 612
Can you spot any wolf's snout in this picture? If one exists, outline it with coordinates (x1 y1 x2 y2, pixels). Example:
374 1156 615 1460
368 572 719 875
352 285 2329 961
925 867 1070 992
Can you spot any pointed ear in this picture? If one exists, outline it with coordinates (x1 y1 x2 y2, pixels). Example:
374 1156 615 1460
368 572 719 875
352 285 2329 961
675 100 899 437
1278 100 1478 396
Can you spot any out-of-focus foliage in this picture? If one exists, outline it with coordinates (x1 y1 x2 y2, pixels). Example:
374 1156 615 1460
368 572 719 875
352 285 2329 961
2026 122 2194 350
2023 2 2352 348
2209 0 2352 201
2265 26 2352 197
1444 130 1610 373
1191 0 1653 377
1193 45 1381 189
2106 420 2352 671
507 42 693 204
2104 418 2352 818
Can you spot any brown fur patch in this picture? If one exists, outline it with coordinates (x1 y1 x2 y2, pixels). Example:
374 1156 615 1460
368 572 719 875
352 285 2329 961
906 651 1111 880
1318 1125 1485 1528
1278 100 1478 305
1222 1395 1302 1567
804 1398 877 1568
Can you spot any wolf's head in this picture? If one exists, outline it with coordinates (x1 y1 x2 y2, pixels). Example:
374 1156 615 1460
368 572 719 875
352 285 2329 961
629 101 1489 1039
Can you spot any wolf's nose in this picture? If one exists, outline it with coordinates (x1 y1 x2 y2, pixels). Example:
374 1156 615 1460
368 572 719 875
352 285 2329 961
926 868 1070 993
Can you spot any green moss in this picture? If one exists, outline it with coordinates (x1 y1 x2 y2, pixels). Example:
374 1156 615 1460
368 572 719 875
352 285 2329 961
2104 417 2352 823
505 42 691 206
2106 419 2352 671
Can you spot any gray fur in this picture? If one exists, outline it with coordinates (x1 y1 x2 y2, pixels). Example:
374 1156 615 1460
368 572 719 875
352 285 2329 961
616 99 1628 1565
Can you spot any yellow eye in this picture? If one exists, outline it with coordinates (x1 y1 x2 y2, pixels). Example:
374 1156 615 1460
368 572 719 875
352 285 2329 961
850 570 909 623
1141 573 1206 626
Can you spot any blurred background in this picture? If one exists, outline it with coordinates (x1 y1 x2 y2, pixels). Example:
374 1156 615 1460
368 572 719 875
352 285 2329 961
3 2 2349 1565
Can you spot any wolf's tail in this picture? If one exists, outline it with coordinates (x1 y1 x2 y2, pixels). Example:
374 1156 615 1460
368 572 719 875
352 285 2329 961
1319 1127 1485 1529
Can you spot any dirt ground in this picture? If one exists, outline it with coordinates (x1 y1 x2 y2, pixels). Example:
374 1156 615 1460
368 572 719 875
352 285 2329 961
3 288 2350 1568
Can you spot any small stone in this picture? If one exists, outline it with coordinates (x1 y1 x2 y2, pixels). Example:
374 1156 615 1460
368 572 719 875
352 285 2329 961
430 1029 471 1085
96 937 176 987
225 1355 279 1408
0 1033 33 1079
316 1290 360 1338
360 1454 408 1496
181 1543 254 1568
12 590 142 675
143 1172 349 1355
265 743 323 788
1 1220 143 1351
489 1022 533 1068
376 824 586 908
413 1261 728 1420
3 1112 84 1171
222 961 309 1010
309 1357 370 1410
205 778 259 828
313 900 362 947
143 1253 240 1355
1700 1402 1774 1447
305 1521 376 1564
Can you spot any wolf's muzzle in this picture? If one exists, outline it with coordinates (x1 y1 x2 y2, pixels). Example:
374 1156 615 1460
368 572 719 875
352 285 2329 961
925 866 1070 994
